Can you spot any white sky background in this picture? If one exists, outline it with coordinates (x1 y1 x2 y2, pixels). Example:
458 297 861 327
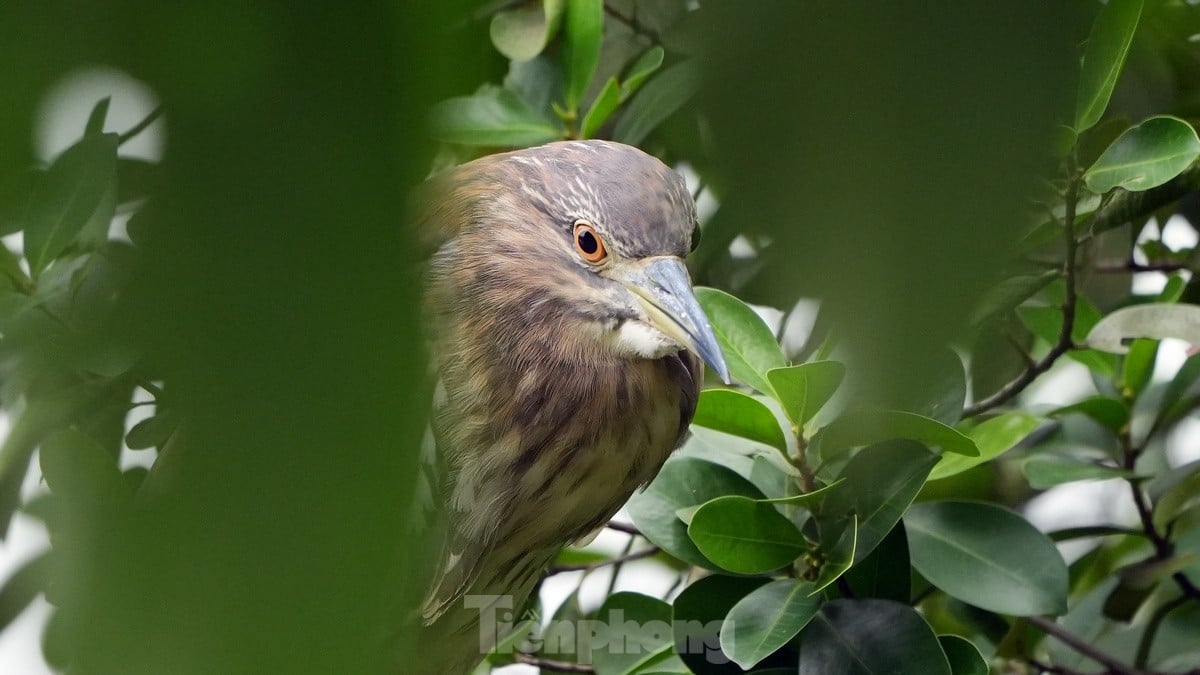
2 69 1199 675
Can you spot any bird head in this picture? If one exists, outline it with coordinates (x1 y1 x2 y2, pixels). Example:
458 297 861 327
422 140 729 383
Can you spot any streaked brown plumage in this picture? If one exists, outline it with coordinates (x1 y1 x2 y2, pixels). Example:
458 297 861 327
414 141 727 673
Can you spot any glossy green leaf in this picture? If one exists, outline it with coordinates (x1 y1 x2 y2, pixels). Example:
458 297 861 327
821 440 937 564
1051 396 1129 431
1086 303 1200 354
627 457 764 569
592 592 673 675
692 389 787 452
819 409 978 458
24 133 119 276
1084 116 1200 193
905 500 1068 616
124 411 176 450
812 514 856 593
1022 456 1136 489
581 76 621 138
938 635 988 675
765 361 845 426
928 412 1042 481
1075 0 1142 131
429 85 562 147
695 287 786 396
673 575 770 675
563 0 603 109
720 579 821 669
614 60 699 145
798 599 951 675
621 46 665 100
688 495 807 574
760 478 842 506
489 0 566 61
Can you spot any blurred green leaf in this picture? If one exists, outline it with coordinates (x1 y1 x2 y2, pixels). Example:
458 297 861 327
695 287 786 397
115 158 158 206
1158 274 1188 303
592 592 672 675
489 0 566 61
1086 303 1200 353
1075 0 1142 131
688 495 807 574
430 85 563 146
1052 396 1129 431
720 579 820 669
0 168 45 237
1104 555 1193 622
1084 116 1200 193
821 440 937 564
581 76 620 138
620 46 665 100
1153 467 1200 532
969 270 1058 326
937 635 988 675
766 361 844 426
797 599 951 675
563 0 603 110
0 550 49 633
1120 338 1157 398
125 411 176 450
614 60 699 145
1022 456 1136 489
84 97 111 136
928 412 1042 481
24 133 119 277
627 457 764 569
692 389 787 452
819 409 978 458
39 429 125 509
905 500 1068 616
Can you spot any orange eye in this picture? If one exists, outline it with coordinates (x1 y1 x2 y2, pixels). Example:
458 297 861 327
574 221 607 263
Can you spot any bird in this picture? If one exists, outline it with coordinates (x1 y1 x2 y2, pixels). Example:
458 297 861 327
411 139 728 673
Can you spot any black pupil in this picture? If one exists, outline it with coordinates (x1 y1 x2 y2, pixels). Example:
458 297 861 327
578 229 598 254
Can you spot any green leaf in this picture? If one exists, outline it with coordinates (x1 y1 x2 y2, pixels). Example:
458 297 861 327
1051 396 1129 431
620 46 665 100
489 0 566 61
1084 116 1200 193
812 514 856 593
563 0 603 110
938 635 988 675
673 575 770 675
592 592 673 675
614 60 699 145
928 412 1042 481
695 287 786 397
720 579 821 670
581 77 621 138
1159 353 1200 425
84 97 111 136
692 389 787 452
766 361 845 426
125 411 176 450
688 495 807 574
0 551 49 633
429 85 562 147
905 500 1068 616
1075 0 1143 131
970 270 1058 326
1086 303 1200 353
0 168 44 237
798 599 951 675
819 410 978 458
1022 456 1136 489
1121 338 1157 397
821 440 938 564
24 133 120 276
627 457 764 569
1153 467 1200 532
844 523 910 604
38 430 125 509
760 478 842 506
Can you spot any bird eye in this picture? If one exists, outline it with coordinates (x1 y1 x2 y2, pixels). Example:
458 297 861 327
574 221 607 263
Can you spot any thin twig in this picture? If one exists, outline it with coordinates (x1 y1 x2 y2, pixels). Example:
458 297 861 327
1094 260 1190 274
604 533 637 598
605 521 641 536
118 105 163 145
514 652 596 673
1027 616 1141 675
1026 657 1090 675
549 546 660 574
602 3 663 44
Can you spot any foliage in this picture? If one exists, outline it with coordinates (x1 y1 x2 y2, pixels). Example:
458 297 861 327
1 1 1200 675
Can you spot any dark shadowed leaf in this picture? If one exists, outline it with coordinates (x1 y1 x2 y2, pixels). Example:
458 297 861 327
614 60 699 145
592 592 673 675
798 599 951 675
1084 116 1200 193
905 500 1068 616
844 522 910 603
695 287 785 397
430 85 562 147
938 635 988 675
84 97 111 136
692 389 787 452
124 411 176 450
688 495 807 574
766 361 844 426
673 574 770 675
627 457 764 569
720 579 821 669
928 412 1042 481
1075 0 1142 131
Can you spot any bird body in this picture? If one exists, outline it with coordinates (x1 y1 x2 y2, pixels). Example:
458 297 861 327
414 141 726 673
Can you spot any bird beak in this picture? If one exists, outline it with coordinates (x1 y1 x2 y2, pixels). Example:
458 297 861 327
617 257 730 384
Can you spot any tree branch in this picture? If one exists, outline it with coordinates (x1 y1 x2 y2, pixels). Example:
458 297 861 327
118 105 163 145
603 3 663 44
514 652 596 673
1027 616 1142 675
605 520 641 536
549 546 660 574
